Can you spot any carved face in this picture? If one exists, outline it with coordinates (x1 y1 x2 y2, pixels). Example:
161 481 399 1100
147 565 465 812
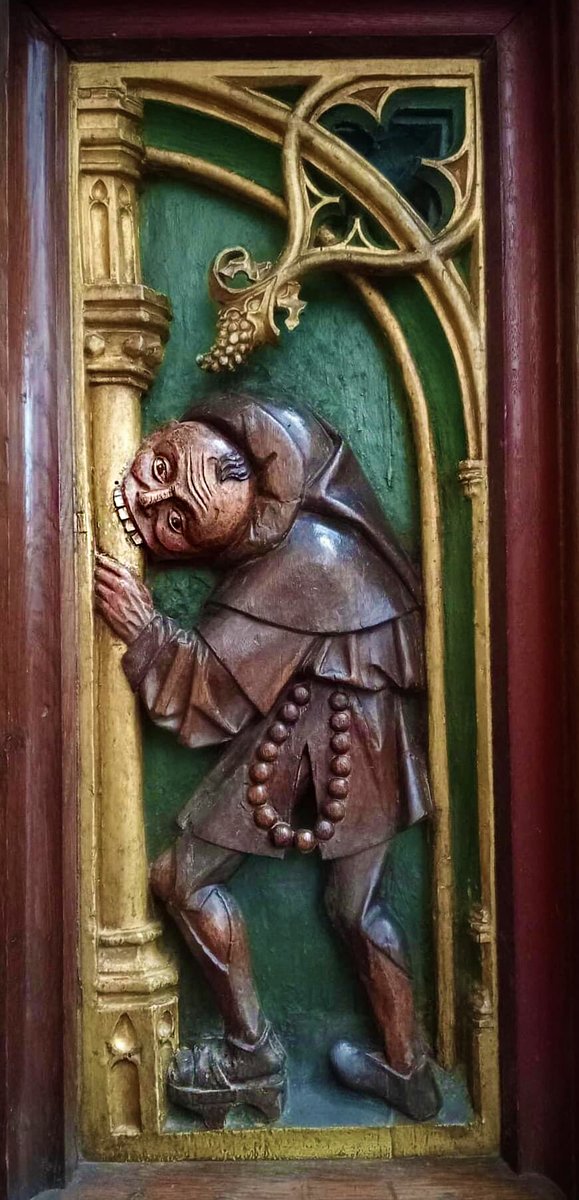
118 421 255 560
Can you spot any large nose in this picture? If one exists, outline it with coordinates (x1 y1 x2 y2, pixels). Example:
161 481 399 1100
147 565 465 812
137 486 173 509
128 449 154 487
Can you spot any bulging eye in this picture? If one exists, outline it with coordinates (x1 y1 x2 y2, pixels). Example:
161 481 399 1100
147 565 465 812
168 510 184 535
153 456 169 483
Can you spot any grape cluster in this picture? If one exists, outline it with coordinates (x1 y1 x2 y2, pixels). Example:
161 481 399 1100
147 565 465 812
197 306 256 373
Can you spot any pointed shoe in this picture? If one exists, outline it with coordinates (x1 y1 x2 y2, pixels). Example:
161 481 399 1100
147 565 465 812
330 1039 441 1121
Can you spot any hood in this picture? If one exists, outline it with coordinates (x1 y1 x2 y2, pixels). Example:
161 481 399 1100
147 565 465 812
183 393 421 606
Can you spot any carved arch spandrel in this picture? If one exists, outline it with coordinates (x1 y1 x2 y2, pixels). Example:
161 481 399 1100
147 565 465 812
127 68 484 458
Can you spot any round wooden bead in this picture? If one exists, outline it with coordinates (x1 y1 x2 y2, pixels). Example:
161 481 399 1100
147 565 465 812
280 702 299 724
295 828 316 854
254 804 278 830
330 711 351 732
247 784 268 806
331 754 352 778
328 777 349 798
314 818 335 842
323 799 346 823
331 732 351 754
329 691 349 711
292 684 311 706
269 722 289 744
258 741 279 762
271 822 294 848
249 761 273 784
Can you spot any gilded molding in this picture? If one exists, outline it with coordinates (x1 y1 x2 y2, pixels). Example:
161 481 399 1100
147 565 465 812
469 984 495 1031
83 285 171 390
347 276 456 1070
78 85 145 182
97 930 177 996
458 458 486 497
469 904 493 945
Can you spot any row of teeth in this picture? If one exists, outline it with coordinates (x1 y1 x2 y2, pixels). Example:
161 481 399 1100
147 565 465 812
113 485 143 546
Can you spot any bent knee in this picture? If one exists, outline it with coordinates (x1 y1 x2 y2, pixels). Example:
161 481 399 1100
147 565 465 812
149 845 176 902
361 903 410 974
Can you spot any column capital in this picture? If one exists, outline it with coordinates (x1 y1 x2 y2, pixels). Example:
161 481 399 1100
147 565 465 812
84 284 172 391
78 85 145 183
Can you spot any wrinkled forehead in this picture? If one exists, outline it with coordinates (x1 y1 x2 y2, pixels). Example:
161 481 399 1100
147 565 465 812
138 420 237 461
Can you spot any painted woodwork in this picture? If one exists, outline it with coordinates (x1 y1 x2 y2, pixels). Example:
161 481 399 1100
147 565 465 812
96 399 439 1129
1 3 578 1198
70 58 498 1162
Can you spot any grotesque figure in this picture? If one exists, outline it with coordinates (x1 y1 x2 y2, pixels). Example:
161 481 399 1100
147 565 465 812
95 393 441 1128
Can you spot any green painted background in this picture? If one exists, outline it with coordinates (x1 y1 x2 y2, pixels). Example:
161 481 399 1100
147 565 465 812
138 100 478 1128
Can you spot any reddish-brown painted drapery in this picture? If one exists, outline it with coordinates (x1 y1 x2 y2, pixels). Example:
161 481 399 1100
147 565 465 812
0 1 577 1197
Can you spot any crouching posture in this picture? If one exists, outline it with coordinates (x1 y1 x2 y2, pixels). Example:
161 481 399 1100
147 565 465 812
95 393 441 1128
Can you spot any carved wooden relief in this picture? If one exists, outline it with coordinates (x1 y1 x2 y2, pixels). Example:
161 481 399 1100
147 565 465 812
72 58 497 1161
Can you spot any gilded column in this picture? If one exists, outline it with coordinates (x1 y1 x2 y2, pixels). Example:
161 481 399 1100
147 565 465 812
78 85 178 1144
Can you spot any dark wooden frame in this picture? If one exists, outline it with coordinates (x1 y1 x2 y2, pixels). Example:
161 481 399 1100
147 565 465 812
0 7 74 1200
1 1 577 1197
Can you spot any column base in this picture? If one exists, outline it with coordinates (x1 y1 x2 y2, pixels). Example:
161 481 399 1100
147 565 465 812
83 925 179 1147
97 921 178 995
84 992 179 1146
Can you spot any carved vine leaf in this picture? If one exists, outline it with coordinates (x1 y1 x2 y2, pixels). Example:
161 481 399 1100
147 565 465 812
196 245 306 374
216 246 272 285
276 281 307 331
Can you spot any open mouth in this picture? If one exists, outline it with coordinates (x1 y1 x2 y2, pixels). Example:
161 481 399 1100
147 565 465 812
113 483 143 547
